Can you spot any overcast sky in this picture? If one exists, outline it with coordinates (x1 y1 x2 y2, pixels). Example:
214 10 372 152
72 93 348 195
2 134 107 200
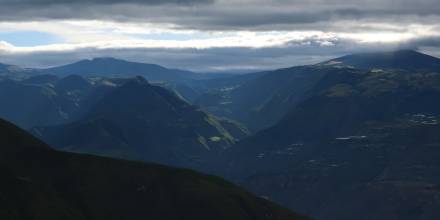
0 0 439 72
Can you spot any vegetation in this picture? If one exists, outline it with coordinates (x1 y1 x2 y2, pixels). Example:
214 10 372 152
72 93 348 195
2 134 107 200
222 52 440 219
0 118 307 220
2 49 440 220
32 76 242 171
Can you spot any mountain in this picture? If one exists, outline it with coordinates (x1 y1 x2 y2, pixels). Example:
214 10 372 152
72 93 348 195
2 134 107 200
195 66 337 132
0 77 78 128
0 63 33 79
322 50 440 71
0 118 306 220
222 67 440 220
33 76 242 170
54 74 92 92
161 70 265 104
5 50 440 219
0 75 113 129
40 57 199 83
194 50 440 133
21 74 59 85
0 63 16 73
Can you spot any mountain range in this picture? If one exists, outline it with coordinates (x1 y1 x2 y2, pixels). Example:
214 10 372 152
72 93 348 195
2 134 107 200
37 57 202 83
2 49 440 220
221 53 440 219
32 76 246 171
194 50 440 132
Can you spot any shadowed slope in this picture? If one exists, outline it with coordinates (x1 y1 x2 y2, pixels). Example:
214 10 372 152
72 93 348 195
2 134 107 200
33 76 238 170
0 118 306 220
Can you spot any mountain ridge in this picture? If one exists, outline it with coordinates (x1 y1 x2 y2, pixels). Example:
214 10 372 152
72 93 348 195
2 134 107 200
220 66 440 220
38 57 199 83
322 50 440 71
32 76 241 171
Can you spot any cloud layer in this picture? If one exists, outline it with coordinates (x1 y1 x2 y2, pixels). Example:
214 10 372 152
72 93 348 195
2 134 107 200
0 0 439 30
0 0 439 71
1 32 436 72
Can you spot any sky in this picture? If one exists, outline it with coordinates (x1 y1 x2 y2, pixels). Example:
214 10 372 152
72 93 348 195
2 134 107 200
0 0 439 72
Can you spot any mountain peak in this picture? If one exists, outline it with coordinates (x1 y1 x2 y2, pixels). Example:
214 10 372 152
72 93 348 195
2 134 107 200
41 57 197 83
84 57 138 65
116 76 151 90
91 57 119 62
70 56 154 65
55 74 91 91
132 75 149 84
90 75 173 117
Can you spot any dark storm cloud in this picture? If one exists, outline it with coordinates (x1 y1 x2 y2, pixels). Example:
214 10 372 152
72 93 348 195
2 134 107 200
0 0 212 6
0 0 439 31
0 0 213 21
0 0 439 71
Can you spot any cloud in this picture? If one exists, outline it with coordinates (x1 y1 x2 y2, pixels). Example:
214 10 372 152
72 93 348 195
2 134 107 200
1 32 437 72
0 0 439 31
406 37 440 48
0 0 212 6
0 0 439 71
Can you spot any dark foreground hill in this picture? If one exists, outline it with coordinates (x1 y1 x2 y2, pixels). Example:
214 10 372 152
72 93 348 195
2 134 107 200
0 118 306 220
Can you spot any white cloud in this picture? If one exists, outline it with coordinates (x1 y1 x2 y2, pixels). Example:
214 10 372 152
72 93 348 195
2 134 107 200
0 11 439 71
1 20 439 52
